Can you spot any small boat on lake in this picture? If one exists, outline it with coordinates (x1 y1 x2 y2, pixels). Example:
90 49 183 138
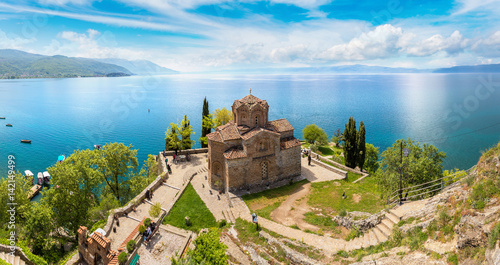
43 171 51 183
37 172 43 185
94 145 101 150
21 140 31 143
6 124 12 127
25 170 34 184
57 155 65 163
0 117 5 119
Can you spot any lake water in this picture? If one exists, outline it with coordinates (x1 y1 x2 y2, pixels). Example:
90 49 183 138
1 73 500 180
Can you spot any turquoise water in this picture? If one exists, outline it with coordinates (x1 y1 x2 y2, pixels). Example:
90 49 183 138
1 74 500 180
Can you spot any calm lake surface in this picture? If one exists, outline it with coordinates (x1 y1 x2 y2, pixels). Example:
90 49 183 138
1 73 500 179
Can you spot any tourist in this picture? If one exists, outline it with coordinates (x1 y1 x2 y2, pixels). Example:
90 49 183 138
167 164 172 174
145 190 150 201
308 154 312 166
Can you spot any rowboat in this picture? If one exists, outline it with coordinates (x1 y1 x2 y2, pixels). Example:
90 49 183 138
0 117 5 119
21 140 31 143
57 155 65 163
37 172 43 185
25 170 34 184
6 124 12 127
43 171 51 183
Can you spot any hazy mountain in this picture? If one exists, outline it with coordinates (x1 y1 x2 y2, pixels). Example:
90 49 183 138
210 64 431 74
433 64 500 73
94 58 178 75
0 49 132 78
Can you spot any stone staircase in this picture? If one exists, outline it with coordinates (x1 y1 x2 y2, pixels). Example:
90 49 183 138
349 209 402 249
0 252 26 265
196 166 208 175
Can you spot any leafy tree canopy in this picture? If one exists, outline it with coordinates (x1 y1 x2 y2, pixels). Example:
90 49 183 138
302 124 328 145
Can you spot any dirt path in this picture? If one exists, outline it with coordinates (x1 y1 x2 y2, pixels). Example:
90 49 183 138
270 183 319 231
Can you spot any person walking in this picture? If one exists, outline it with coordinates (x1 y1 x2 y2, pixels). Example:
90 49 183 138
308 154 312 166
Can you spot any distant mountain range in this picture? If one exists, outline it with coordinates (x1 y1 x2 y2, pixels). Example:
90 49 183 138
2 49 500 79
218 64 500 74
94 58 178 75
0 49 177 79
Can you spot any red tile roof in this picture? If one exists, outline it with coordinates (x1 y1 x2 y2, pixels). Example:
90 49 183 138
241 127 280 140
233 94 268 109
267 118 294 133
207 131 222 142
280 137 301 150
223 146 247 159
217 122 241 141
88 230 111 249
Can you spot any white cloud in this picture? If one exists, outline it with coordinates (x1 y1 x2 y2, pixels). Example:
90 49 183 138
406 30 468 56
453 0 500 15
0 29 35 49
471 31 500 57
321 24 409 61
47 29 145 60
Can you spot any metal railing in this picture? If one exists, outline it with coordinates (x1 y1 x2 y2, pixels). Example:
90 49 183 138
387 166 476 208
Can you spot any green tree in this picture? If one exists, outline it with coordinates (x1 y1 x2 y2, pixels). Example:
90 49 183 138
331 128 343 147
343 117 358 168
130 155 158 196
364 143 380 174
96 143 139 204
201 97 210 148
22 201 55 253
181 115 195 149
199 114 214 147
45 149 102 235
0 172 31 234
357 121 366 171
378 138 446 196
189 228 227 265
89 193 120 221
213 108 232 128
165 122 182 151
302 124 328 145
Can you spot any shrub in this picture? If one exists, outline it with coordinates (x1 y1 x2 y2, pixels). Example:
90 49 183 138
185 216 192 227
138 225 146 234
149 202 162 218
144 218 151 227
127 240 136 253
488 223 500 249
447 253 458 265
118 252 128 265
339 209 347 217
337 250 349 258
310 143 319 152
218 219 227 228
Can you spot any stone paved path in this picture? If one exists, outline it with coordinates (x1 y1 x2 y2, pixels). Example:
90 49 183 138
107 154 206 252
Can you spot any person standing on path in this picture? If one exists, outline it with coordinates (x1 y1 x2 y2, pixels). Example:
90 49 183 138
308 154 312 165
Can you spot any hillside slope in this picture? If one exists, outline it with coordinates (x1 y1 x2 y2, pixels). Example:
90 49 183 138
0 49 132 78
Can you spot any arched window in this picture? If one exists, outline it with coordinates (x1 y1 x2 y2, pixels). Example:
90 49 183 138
261 161 268 180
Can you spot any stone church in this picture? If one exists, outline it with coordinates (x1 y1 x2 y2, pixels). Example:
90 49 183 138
207 92 301 192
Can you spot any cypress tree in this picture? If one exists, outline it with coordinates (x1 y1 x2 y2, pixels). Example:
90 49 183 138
357 121 366 171
201 97 210 148
343 117 358 168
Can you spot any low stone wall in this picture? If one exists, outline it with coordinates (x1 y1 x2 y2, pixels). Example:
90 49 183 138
311 151 368 177
311 157 348 179
103 171 168 236
0 244 34 265
162 148 208 156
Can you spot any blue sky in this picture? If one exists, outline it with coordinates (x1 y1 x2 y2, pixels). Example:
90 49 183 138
1 0 500 72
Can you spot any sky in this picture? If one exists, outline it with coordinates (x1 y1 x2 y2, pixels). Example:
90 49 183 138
1 0 500 72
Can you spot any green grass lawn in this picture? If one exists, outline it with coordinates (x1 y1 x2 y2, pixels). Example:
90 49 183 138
308 176 384 214
162 183 217 232
242 179 309 219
